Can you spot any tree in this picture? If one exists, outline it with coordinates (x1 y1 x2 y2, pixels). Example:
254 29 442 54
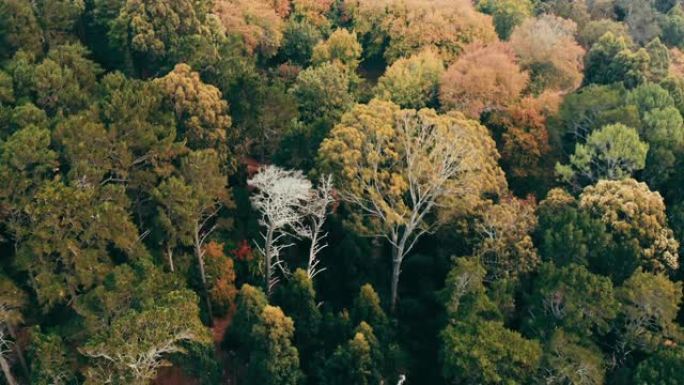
273 269 322 368
578 19 632 48
280 19 324 66
202 241 238 317
555 123 649 187
634 346 684 385
474 195 539 281
540 330 606 385
439 42 529 119
246 305 303 385
375 49 444 110
155 63 233 160
290 61 355 125
321 322 383 385
487 91 560 195
32 44 103 115
312 28 363 70
153 149 230 321
224 284 268 359
293 175 335 279
351 284 390 341
476 0 533 40
441 305 541 385
248 165 313 294
318 99 505 311
343 0 498 64
0 0 43 59
27 328 75 385
107 0 217 74
0 275 27 385
509 14 585 92
583 32 650 89
15 181 141 309
645 38 670 82
80 289 211 385
213 0 285 58
525 262 618 340
535 188 615 268
617 0 661 44
0 123 58 245
659 4 684 49
579 179 680 274
617 269 683 353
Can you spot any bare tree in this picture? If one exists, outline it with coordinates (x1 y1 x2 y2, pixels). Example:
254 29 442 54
249 165 313 295
294 175 335 280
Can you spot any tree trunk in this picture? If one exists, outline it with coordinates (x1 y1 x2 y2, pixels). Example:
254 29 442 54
166 245 175 272
194 226 214 326
6 325 28 379
390 238 406 313
265 227 274 296
0 355 18 385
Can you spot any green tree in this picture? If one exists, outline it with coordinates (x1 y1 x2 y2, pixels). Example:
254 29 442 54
375 49 444 110
645 38 670 82
555 123 649 187
351 284 390 341
224 284 268 359
153 149 230 322
273 269 322 363
0 0 43 59
27 328 76 385
578 19 632 49
321 322 383 385
16 182 141 309
536 188 615 269
246 305 304 385
441 317 542 385
659 4 684 49
540 330 606 385
551 83 640 155
525 262 618 340
617 269 683 353
477 0 533 40
312 28 362 70
80 289 211 385
107 0 217 75
279 19 323 66
634 346 684 385
583 32 650 89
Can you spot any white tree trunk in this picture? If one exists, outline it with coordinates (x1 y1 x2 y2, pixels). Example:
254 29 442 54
194 225 214 325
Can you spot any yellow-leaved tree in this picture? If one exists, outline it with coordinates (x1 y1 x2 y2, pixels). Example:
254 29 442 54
318 99 506 311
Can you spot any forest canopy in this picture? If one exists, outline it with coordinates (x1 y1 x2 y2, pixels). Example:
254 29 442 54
0 0 683 385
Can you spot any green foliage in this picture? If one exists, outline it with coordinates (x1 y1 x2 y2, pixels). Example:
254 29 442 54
375 49 444 109
540 330 606 385
477 0 533 40
634 346 684 384
246 305 304 385
28 328 76 385
617 269 683 352
583 32 650 89
525 262 618 339
441 318 542 385
556 123 649 186
321 322 383 385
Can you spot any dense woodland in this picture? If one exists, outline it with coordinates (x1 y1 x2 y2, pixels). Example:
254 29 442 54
1 0 684 384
